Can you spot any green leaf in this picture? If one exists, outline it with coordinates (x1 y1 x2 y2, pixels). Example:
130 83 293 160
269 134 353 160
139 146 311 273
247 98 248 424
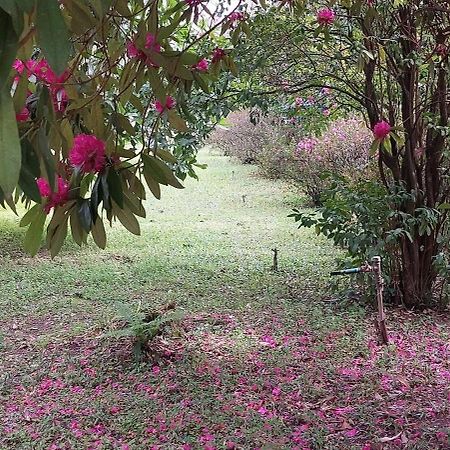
49 215 69 258
114 204 140 236
167 110 188 132
24 208 46 256
369 139 380 156
143 155 184 189
35 0 71 75
91 215 107 249
107 168 124 208
0 6 18 90
70 208 85 246
0 88 21 194
20 204 41 227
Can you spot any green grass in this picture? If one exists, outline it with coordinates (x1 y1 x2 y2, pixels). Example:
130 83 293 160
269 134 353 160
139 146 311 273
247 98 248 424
0 148 448 450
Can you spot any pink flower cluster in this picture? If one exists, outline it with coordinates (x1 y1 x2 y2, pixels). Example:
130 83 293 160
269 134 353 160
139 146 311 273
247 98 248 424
295 137 318 155
155 96 176 114
127 33 161 67
212 48 226 64
317 8 335 26
373 120 391 140
69 134 106 173
37 176 70 213
193 58 209 72
12 58 71 118
229 12 245 23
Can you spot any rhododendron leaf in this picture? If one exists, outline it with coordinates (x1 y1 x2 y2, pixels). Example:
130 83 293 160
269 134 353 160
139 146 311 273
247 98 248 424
24 209 46 256
20 204 41 228
369 139 380 156
193 72 210 93
91 0 113 18
142 164 161 200
382 137 392 154
167 110 189 132
92 216 107 249
107 168 124 209
13 71 28 114
63 0 96 34
15 0 35 13
0 89 21 195
70 210 85 246
147 69 166 103
123 192 146 218
49 216 69 258
114 0 130 16
78 199 92 232
36 0 71 76
156 149 177 164
19 165 41 203
0 8 18 91
114 204 140 236
36 128 56 191
143 154 184 189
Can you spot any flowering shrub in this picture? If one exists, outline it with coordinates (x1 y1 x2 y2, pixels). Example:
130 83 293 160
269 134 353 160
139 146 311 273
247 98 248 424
209 111 284 165
293 118 374 205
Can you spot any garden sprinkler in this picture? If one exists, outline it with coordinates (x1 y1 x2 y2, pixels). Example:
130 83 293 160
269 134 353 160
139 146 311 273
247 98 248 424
330 256 389 345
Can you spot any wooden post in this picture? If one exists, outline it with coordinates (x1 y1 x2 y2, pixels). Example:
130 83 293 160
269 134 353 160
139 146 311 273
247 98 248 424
372 256 389 345
271 248 279 272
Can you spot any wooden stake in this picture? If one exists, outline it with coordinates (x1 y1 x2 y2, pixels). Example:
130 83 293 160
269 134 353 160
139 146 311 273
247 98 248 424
372 256 389 345
272 248 279 272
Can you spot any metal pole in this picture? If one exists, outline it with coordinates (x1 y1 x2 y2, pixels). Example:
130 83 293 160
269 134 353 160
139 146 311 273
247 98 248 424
372 256 389 345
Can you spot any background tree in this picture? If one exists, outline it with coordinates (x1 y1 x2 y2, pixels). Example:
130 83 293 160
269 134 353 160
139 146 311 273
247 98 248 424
230 0 450 308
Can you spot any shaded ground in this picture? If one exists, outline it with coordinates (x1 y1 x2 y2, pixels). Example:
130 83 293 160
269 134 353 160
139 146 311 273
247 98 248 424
0 148 448 450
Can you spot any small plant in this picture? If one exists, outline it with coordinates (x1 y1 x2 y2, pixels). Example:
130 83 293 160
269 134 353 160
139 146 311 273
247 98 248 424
105 301 182 361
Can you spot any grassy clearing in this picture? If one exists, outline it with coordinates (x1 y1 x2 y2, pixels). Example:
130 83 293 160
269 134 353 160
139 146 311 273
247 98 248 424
0 148 448 450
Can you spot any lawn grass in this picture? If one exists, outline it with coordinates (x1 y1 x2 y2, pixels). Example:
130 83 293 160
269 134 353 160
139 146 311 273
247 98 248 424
0 148 448 450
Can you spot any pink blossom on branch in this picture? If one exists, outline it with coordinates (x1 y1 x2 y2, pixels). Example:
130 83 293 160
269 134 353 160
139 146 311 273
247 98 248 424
317 8 335 26
69 134 106 173
16 107 30 122
373 120 391 140
155 96 176 114
229 12 245 23
194 58 209 72
37 176 70 214
212 48 226 63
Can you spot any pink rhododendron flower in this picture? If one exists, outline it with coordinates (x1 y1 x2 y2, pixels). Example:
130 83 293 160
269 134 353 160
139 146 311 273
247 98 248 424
37 176 70 213
13 59 25 74
229 12 245 23
212 48 226 63
128 33 161 67
323 108 330 116
155 96 176 114
69 134 106 173
127 41 142 59
317 8 335 26
373 120 391 140
145 33 161 53
295 97 304 107
345 428 358 438
16 107 30 122
194 58 209 72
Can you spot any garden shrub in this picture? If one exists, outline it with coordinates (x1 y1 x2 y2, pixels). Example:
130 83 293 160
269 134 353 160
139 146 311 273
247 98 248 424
209 110 284 164
211 113 374 206
291 178 449 307
293 118 374 205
